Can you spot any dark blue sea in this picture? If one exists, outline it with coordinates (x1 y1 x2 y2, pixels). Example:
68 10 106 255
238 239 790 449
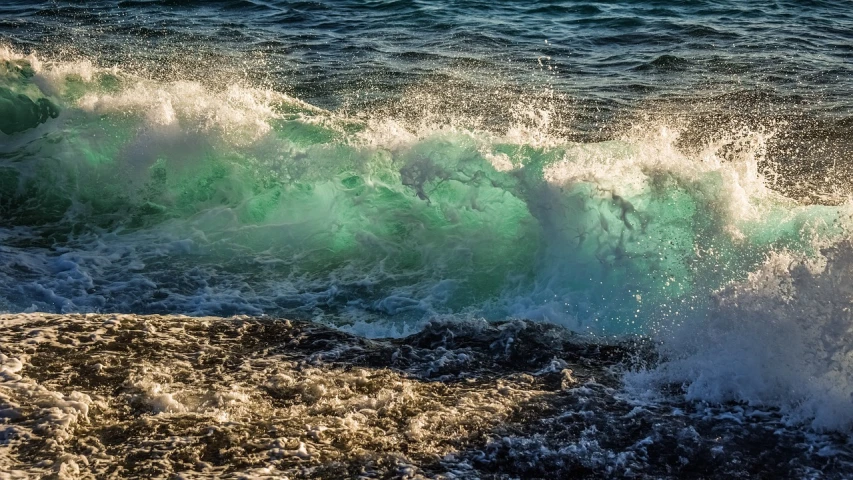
0 1 852 477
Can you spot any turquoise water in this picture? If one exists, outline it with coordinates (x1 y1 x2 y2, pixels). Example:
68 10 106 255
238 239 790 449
0 49 846 335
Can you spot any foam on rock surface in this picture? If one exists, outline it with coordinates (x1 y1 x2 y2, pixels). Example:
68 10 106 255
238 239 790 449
0 313 850 479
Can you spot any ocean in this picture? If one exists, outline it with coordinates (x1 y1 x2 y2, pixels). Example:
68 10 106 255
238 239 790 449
1 1 852 478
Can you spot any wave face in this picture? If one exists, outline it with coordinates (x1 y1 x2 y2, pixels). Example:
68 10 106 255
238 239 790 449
0 50 844 330
0 0 852 435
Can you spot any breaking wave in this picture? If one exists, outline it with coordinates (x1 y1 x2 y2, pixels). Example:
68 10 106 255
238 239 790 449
1 47 852 431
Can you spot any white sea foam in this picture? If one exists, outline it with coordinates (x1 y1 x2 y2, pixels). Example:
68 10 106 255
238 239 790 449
628 237 853 431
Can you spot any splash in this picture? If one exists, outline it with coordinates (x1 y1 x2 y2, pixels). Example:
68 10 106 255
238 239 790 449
629 240 853 431
0 47 846 327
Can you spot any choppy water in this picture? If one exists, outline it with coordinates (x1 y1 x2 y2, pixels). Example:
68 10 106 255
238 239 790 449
1 1 853 477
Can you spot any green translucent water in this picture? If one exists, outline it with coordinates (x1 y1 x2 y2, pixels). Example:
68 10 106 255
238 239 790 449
0 56 846 334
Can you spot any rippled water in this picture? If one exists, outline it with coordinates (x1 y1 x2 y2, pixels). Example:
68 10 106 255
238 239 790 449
3 1 852 103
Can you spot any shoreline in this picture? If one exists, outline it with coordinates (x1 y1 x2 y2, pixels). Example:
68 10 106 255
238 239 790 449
1 313 850 478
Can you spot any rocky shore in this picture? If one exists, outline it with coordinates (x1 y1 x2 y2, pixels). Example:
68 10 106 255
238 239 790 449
0 313 850 479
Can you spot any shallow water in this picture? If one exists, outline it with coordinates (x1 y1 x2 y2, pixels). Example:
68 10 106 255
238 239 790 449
2 313 851 478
